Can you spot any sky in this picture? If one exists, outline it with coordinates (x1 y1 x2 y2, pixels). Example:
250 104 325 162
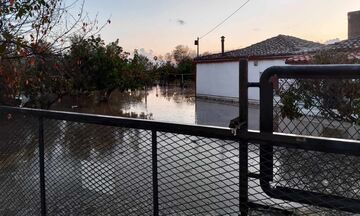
83 0 360 57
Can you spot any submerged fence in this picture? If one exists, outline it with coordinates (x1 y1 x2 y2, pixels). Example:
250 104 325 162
1 64 360 215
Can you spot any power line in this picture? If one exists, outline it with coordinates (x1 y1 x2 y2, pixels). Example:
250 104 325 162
199 0 251 39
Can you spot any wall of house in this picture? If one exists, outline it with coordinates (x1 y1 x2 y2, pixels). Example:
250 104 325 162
196 62 239 100
196 59 287 102
248 59 287 102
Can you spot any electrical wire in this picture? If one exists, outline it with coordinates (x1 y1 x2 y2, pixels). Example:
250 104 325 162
199 0 251 39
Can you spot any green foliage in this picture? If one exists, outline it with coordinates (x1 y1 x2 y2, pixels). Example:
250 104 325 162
0 0 60 57
154 45 195 84
154 61 176 83
279 50 360 125
0 0 111 107
0 1 196 109
125 50 155 89
66 36 129 98
177 57 195 77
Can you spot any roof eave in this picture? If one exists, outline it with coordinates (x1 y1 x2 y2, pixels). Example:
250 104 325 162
194 54 295 64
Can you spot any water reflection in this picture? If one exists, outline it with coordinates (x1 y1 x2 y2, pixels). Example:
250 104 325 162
0 110 242 215
196 99 259 129
0 114 40 215
52 85 259 129
43 120 153 215
1 99 358 215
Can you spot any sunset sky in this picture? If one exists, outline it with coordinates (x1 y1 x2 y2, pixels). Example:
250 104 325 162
85 0 360 57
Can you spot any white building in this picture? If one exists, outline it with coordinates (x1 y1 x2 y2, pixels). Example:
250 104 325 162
195 35 323 103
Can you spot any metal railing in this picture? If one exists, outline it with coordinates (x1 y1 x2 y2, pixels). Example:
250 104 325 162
258 65 360 214
1 106 360 215
1 64 360 215
0 106 241 216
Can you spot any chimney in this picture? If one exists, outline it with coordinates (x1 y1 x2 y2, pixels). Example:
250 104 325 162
221 36 225 54
348 10 360 39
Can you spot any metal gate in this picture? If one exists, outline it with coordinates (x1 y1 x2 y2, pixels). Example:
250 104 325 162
235 62 360 215
0 63 360 215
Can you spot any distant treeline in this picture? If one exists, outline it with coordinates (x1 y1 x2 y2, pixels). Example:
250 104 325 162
0 35 196 108
0 0 196 108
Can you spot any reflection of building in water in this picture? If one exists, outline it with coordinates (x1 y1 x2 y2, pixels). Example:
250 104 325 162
195 99 259 130
274 114 360 140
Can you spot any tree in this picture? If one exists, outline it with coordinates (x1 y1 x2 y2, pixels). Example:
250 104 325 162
177 57 195 74
172 45 195 64
279 50 360 125
170 45 196 84
0 0 106 58
0 0 110 107
155 60 177 85
66 36 129 101
125 50 155 89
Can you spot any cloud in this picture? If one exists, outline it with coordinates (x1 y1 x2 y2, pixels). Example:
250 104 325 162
176 19 186 25
252 28 261 32
169 18 186 25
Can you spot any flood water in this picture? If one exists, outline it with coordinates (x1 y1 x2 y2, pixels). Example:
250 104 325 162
51 85 260 129
0 85 355 215
0 113 241 215
0 86 258 215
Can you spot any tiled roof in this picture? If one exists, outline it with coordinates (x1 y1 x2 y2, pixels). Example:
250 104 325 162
285 54 313 64
286 37 360 64
195 34 323 62
322 36 360 51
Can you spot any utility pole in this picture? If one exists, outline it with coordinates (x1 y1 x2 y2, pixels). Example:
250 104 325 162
194 37 199 57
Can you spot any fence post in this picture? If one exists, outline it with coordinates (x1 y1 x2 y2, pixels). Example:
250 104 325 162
239 59 249 215
152 130 159 216
38 117 47 216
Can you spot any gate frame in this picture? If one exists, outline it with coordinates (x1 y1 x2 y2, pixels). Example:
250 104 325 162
258 64 360 213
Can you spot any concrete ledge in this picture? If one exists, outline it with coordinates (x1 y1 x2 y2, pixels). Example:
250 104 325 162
196 94 260 105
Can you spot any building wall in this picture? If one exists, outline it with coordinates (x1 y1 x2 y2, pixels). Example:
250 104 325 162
196 62 239 100
348 10 360 39
248 59 287 102
196 59 287 102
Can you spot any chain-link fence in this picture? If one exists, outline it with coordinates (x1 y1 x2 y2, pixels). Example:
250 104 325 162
1 65 360 216
0 107 242 216
250 65 360 215
1 105 360 216
273 78 360 140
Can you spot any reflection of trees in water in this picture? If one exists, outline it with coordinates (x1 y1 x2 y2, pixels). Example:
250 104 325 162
0 113 39 215
158 86 195 104
127 128 141 152
274 148 360 199
0 114 38 168
52 90 146 115
118 110 153 120
62 122 120 160
44 120 146 160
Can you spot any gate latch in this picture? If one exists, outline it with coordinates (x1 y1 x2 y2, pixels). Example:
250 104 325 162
229 116 247 136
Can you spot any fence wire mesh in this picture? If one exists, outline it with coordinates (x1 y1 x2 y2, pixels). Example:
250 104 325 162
248 75 360 215
274 78 360 140
247 143 360 216
43 120 153 216
0 113 40 216
157 132 239 215
1 71 360 216
0 111 241 216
